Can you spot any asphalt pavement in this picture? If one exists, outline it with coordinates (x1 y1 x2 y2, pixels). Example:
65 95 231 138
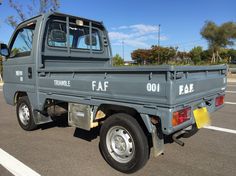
0 82 236 176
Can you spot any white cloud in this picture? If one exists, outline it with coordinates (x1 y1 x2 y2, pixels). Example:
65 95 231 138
109 32 130 40
112 24 159 34
112 40 149 48
118 25 129 30
135 34 158 41
129 24 159 35
160 36 168 41
109 24 167 48
125 40 149 48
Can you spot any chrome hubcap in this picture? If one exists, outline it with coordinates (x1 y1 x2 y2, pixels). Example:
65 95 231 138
18 103 30 126
106 126 135 163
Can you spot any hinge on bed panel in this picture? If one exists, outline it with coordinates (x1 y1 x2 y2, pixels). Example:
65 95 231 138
170 72 184 80
221 69 226 75
39 72 46 77
149 72 153 80
143 104 158 109
104 72 107 79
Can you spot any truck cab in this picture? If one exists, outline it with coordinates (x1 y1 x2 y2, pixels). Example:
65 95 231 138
1 12 111 107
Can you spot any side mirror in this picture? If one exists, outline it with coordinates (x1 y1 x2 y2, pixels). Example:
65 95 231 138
49 29 67 43
85 35 97 46
0 43 10 57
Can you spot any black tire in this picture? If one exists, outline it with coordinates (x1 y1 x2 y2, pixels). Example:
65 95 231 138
16 96 37 131
100 113 149 173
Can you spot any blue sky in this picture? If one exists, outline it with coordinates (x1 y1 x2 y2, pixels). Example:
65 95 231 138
0 0 235 60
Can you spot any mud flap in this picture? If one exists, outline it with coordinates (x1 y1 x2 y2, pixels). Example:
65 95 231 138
141 114 164 157
151 126 164 157
33 110 52 125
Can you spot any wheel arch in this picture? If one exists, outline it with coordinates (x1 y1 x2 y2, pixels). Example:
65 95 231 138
96 103 151 135
14 91 28 105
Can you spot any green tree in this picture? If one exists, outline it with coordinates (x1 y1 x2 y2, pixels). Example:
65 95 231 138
227 49 236 63
131 49 151 65
131 46 178 65
201 21 236 63
190 46 203 65
112 54 124 66
200 49 211 62
7 0 60 28
151 46 177 64
176 51 191 64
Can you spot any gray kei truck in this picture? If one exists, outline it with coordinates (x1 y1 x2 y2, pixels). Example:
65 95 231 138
0 12 227 173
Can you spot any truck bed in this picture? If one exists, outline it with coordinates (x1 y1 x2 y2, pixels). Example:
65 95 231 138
38 64 227 108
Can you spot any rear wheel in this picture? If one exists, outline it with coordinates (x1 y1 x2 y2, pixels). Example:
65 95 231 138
16 96 37 131
100 113 149 173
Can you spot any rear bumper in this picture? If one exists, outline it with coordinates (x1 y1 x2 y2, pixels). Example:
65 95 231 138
159 93 225 135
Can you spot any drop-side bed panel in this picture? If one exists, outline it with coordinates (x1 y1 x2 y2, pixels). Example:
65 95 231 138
37 65 227 108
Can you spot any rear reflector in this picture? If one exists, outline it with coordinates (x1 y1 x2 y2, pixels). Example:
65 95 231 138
215 95 224 107
172 107 191 127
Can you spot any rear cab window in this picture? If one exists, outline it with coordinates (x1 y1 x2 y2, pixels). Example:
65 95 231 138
69 25 101 51
47 22 67 47
46 17 103 52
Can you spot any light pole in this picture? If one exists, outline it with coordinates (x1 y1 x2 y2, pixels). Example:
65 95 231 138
158 24 161 62
122 40 124 60
158 24 161 46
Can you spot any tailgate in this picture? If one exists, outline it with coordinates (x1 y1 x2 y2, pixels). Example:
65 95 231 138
169 65 227 106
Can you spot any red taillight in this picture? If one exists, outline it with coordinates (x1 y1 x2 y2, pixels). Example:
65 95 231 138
172 107 191 127
215 95 224 107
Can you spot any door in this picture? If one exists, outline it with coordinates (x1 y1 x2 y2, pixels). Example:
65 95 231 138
3 22 36 103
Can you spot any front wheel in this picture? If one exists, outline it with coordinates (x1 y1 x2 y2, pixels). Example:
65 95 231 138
99 113 149 173
16 96 37 131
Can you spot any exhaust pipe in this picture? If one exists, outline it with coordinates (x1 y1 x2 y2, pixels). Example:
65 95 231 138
172 130 186 146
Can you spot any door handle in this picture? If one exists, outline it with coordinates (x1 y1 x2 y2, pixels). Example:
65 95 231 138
28 67 32 79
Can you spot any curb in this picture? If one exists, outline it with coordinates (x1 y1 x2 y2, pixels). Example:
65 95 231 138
228 81 236 83
228 79 236 83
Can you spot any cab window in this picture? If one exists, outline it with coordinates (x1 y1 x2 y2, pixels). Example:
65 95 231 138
47 20 102 51
47 22 67 47
69 25 102 51
10 23 36 58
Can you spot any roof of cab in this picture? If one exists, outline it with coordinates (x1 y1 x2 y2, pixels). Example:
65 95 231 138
16 11 103 28
52 12 103 25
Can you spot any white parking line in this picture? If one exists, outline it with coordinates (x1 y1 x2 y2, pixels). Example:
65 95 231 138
204 126 236 134
226 91 236 93
225 101 236 105
0 148 41 176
